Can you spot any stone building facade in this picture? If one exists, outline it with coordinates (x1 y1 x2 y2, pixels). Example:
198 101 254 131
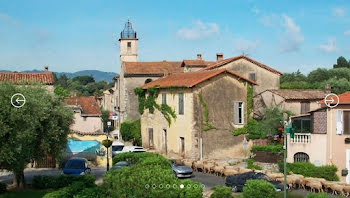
140 69 257 159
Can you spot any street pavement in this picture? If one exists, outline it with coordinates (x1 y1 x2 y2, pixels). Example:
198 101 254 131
189 172 225 189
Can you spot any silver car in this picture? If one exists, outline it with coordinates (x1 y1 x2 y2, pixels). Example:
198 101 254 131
170 159 193 178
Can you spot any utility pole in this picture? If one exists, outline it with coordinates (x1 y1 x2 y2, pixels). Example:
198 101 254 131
106 121 111 171
282 113 288 198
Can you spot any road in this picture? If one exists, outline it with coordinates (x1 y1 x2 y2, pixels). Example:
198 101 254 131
189 172 225 189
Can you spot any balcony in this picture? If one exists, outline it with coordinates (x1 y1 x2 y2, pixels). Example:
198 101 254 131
290 133 311 144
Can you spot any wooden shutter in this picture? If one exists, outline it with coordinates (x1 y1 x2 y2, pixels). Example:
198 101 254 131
234 102 239 124
162 93 167 105
344 111 350 134
336 110 343 135
149 128 154 147
179 93 184 115
249 73 256 81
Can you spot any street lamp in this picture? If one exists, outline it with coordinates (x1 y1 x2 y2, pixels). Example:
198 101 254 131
105 121 112 171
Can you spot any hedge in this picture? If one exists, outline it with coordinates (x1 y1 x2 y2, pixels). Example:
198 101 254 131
0 182 6 194
210 186 233 198
105 152 202 198
242 179 276 198
246 159 262 170
278 162 339 181
251 144 283 154
306 193 329 198
32 174 95 190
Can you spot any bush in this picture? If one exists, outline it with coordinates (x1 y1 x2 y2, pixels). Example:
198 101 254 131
246 159 262 170
242 179 276 198
43 181 97 198
55 174 95 189
306 192 328 198
73 186 105 198
210 185 233 198
120 119 141 145
278 162 339 181
105 152 202 198
251 144 283 154
33 176 57 189
0 182 7 194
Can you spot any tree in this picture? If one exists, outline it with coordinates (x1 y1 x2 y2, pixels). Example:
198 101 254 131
71 76 95 85
55 74 69 89
333 56 349 68
0 83 73 188
54 85 70 98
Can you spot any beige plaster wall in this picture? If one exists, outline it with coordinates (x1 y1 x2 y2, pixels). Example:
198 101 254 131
70 113 103 133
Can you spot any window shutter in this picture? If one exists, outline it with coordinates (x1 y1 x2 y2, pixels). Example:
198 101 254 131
336 110 343 135
234 102 239 124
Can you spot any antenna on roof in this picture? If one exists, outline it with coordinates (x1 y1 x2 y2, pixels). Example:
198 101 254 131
242 51 250 57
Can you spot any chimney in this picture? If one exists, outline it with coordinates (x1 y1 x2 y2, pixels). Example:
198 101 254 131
44 66 49 72
197 54 202 60
216 53 223 61
325 84 331 93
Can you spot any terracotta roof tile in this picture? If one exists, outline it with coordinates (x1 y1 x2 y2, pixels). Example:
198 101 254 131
202 55 282 75
0 72 54 85
266 89 327 100
320 91 350 104
65 96 101 115
124 61 183 75
181 60 214 67
141 68 257 89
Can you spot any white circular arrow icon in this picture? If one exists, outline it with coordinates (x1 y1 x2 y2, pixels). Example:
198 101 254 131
11 93 26 108
324 93 339 108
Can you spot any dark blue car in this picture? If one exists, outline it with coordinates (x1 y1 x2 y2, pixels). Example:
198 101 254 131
62 158 91 175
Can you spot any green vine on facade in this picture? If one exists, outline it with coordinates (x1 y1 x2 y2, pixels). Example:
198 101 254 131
198 93 216 131
134 87 176 126
247 84 253 117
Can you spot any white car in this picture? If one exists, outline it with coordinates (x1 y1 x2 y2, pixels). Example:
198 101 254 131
122 146 146 153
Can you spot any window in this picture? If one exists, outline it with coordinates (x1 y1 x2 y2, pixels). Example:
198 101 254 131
293 118 311 133
344 111 350 135
127 42 131 48
294 152 309 162
234 102 244 124
301 102 310 114
180 137 185 154
162 93 167 105
178 93 184 115
249 73 256 81
145 79 152 84
148 128 154 148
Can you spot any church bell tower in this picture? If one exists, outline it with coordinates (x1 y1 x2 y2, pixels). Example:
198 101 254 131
119 20 138 62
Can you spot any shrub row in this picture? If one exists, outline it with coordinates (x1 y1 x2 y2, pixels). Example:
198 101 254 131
278 162 339 181
43 181 104 198
242 179 276 198
32 174 95 189
0 182 6 194
246 159 262 170
210 186 233 198
251 144 283 154
106 152 202 198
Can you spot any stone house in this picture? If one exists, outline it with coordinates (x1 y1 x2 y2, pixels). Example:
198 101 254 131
253 89 328 118
0 66 54 92
287 91 350 183
140 68 257 159
201 55 282 95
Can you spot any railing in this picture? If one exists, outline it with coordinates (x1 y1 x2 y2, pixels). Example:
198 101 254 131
290 133 311 143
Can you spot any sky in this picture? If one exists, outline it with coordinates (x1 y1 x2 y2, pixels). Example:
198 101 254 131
0 0 350 74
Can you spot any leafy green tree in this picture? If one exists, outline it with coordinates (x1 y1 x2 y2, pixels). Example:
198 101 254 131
321 77 350 94
333 56 349 68
0 83 73 188
54 74 69 89
307 68 331 83
280 70 307 84
54 85 70 98
71 75 95 85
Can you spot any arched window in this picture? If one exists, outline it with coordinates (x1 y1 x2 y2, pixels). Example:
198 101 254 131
294 152 309 162
145 79 152 84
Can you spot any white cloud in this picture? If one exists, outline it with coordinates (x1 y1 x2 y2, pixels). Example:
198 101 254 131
251 6 260 15
318 38 337 53
280 14 304 52
344 30 350 36
177 20 219 40
259 14 278 27
333 8 345 17
234 38 260 55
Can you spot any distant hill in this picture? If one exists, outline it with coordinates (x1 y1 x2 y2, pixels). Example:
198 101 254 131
0 69 117 82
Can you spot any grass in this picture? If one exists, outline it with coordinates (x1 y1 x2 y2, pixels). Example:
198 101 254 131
0 190 51 198
275 191 305 198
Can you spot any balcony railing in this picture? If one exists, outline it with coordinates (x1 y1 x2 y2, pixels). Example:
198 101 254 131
290 133 311 143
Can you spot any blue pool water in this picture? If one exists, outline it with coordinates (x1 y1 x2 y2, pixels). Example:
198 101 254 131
66 138 100 154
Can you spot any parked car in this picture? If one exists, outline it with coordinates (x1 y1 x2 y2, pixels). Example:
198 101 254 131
62 157 91 175
122 146 146 153
111 161 132 170
225 172 284 192
170 159 193 178
112 141 125 157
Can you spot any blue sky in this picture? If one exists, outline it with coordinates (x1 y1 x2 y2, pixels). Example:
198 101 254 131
0 0 349 74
